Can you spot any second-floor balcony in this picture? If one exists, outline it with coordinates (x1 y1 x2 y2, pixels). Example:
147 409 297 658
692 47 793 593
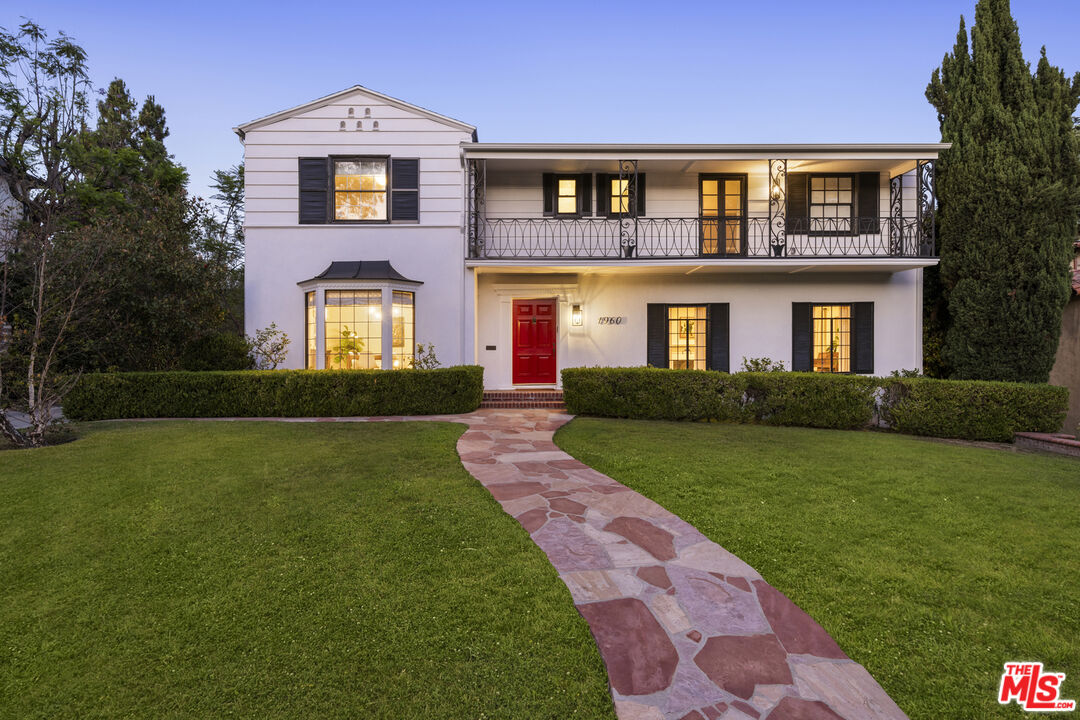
470 215 933 260
463 144 944 263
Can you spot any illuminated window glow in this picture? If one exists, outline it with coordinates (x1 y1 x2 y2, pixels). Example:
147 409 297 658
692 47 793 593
611 178 630 214
812 304 851 373
324 290 382 369
556 178 578 215
668 305 708 370
700 176 744 254
810 176 853 233
334 159 387 220
391 291 415 369
305 291 316 369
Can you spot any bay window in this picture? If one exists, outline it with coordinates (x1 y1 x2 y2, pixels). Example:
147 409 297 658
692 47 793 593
324 290 383 369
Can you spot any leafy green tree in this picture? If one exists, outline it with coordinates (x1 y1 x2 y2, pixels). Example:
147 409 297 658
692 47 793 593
926 0 1080 382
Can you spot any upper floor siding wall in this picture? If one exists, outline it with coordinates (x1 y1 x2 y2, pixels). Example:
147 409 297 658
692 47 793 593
483 169 898 220
243 93 472 228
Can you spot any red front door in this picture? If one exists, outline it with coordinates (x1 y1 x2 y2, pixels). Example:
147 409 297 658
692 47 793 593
513 299 557 384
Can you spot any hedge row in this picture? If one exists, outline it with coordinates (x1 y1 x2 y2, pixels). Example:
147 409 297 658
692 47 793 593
561 367 1068 442
883 377 1068 442
63 366 485 421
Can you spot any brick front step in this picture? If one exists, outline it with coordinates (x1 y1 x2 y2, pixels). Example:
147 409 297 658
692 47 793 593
480 390 565 410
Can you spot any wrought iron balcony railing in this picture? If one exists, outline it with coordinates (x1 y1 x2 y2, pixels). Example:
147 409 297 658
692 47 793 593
467 215 935 260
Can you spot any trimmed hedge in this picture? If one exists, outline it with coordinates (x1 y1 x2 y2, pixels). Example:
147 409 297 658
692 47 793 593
561 367 1068 441
562 367 745 421
64 367 484 420
743 372 878 430
883 377 1068 442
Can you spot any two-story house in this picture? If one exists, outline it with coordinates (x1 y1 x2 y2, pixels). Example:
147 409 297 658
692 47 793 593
236 85 944 387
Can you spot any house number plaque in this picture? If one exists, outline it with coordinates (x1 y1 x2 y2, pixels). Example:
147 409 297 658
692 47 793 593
597 316 625 326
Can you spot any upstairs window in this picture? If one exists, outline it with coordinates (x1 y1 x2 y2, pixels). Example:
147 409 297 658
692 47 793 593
810 175 853 234
610 178 630 214
556 177 578 215
333 158 387 221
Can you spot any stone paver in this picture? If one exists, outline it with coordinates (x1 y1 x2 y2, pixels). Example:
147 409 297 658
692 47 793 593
154 409 908 719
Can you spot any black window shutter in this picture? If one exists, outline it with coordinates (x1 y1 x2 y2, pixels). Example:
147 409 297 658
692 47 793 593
852 302 874 374
791 302 812 372
786 173 808 234
542 173 555 217
646 303 667 368
578 173 592 215
298 158 329 224
857 172 879 234
707 303 730 372
391 158 419 221
596 174 609 216
635 174 646 216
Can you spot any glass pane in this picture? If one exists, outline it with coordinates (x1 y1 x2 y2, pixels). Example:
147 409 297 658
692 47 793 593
702 196 718 213
810 205 823 218
838 190 852 204
811 177 824 190
392 290 415 369
557 196 577 214
702 180 718 195
325 290 383 369
725 180 741 194
825 177 837 190
361 191 386 220
558 178 576 196
825 190 837 203
838 176 852 190
812 191 825 204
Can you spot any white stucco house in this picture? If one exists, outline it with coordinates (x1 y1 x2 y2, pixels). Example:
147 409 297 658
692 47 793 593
235 85 944 388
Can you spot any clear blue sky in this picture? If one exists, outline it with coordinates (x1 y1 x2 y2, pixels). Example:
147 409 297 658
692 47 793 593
9 1 1080 201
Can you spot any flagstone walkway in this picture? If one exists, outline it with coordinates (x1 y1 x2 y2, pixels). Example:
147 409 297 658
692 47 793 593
322 408 906 720
167 409 906 718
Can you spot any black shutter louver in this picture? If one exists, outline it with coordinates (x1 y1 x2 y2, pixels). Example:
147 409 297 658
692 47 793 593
635 174 646 216
786 173 808 235
298 158 329 224
791 302 812 372
708 303 730 372
542 173 555 216
857 172 880 234
579 173 592 215
596 174 610 216
852 302 874 374
391 158 419 221
646 303 667 368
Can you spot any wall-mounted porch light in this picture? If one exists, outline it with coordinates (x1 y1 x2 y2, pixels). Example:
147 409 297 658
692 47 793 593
571 304 583 326
770 183 783 200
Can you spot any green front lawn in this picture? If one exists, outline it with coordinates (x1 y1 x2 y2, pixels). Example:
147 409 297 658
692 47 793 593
0 421 614 719
555 419 1080 720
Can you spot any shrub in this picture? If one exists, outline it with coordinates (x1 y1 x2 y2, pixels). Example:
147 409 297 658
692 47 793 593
561 367 745 421
882 377 1068 442
64 366 484 420
561 367 1069 441
742 372 878 430
740 357 785 373
179 333 254 371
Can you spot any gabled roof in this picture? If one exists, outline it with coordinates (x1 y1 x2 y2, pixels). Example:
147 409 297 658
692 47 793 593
234 85 476 138
298 261 422 286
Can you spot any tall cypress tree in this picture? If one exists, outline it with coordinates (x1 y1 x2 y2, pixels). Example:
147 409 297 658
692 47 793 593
926 0 1080 383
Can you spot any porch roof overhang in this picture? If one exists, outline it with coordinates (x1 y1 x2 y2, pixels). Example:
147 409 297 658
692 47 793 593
297 260 423 286
466 257 940 275
462 142 948 176
462 142 949 161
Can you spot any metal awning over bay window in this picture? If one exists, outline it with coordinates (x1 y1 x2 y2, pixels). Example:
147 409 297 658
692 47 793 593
463 143 945 263
298 261 420 370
